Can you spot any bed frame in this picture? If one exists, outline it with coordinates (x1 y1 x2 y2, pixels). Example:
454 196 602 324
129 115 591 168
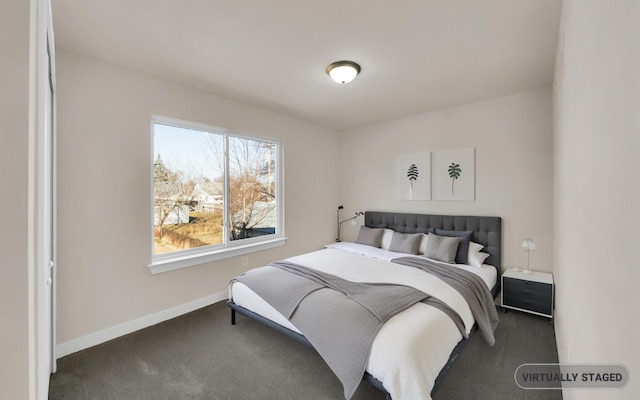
228 211 502 399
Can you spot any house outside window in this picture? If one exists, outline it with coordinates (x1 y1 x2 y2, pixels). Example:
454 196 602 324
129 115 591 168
149 116 285 273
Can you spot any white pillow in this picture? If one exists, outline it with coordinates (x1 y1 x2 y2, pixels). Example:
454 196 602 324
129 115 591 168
467 242 489 267
380 229 394 250
469 251 490 267
468 241 484 258
418 234 429 254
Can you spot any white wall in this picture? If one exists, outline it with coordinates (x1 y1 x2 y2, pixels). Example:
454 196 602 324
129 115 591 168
55 51 340 347
339 88 554 273
553 1 639 399
0 1 31 398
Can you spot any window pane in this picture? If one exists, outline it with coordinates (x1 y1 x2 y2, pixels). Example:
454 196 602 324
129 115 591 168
153 123 224 255
151 117 282 266
228 136 277 241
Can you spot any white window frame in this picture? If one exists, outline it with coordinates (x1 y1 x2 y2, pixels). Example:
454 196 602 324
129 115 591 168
148 115 286 274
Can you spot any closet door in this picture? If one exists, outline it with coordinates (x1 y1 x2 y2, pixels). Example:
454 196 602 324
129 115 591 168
36 2 57 397
43 27 56 376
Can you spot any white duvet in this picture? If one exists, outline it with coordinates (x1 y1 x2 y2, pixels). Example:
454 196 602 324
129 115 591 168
229 242 497 400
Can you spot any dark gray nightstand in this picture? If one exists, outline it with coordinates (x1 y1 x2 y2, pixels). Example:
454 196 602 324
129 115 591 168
501 268 554 318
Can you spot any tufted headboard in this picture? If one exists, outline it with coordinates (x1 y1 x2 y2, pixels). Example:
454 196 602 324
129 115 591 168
364 211 502 281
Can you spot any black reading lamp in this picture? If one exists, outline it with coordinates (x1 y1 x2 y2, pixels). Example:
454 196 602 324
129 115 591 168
336 205 363 242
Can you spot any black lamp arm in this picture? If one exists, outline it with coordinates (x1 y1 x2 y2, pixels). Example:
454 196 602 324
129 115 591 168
336 208 363 242
339 212 364 225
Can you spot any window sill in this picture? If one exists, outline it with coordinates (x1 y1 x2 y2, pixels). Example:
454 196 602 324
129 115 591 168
147 237 287 274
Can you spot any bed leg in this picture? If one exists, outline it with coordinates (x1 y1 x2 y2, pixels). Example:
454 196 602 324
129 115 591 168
231 308 236 325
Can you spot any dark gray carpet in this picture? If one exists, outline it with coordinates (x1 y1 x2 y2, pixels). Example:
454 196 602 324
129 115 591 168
49 301 562 400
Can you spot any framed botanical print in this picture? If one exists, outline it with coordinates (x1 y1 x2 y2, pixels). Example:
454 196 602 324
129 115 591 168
396 152 431 200
434 148 475 201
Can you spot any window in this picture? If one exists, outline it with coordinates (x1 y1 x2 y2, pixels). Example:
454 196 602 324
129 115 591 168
149 116 285 273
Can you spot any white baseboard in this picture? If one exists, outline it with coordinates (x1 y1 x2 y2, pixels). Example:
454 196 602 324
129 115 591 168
56 290 228 358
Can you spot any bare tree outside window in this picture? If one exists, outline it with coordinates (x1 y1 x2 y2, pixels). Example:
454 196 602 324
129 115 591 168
228 137 277 240
154 154 195 228
153 120 279 256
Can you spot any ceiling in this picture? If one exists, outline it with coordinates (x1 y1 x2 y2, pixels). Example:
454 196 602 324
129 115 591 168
51 0 563 131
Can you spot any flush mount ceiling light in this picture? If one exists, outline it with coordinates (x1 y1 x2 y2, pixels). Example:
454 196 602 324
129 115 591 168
326 60 361 84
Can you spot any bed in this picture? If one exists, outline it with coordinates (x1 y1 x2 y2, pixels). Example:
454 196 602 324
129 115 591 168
227 211 502 400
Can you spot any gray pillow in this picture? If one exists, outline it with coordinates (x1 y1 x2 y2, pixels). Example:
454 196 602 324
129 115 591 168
388 232 422 255
424 233 460 263
434 229 473 264
355 226 385 248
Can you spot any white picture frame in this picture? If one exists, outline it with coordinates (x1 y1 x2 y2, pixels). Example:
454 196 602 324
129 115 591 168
396 152 431 200
434 148 475 201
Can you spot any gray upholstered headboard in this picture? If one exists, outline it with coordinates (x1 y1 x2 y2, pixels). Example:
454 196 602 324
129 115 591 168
364 211 502 276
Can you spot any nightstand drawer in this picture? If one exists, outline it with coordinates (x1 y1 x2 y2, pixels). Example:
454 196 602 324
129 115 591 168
503 293 552 315
501 272 554 318
503 277 552 301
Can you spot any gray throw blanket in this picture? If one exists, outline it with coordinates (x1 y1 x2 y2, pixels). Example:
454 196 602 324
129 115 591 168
232 261 465 400
391 256 499 346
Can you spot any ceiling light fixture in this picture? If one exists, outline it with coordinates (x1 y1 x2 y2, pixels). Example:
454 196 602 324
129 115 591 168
326 60 361 84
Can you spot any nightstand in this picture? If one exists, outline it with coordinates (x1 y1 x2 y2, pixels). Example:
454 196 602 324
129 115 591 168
501 269 554 318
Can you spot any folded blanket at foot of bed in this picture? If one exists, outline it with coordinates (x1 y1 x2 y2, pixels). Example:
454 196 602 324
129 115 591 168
232 261 466 399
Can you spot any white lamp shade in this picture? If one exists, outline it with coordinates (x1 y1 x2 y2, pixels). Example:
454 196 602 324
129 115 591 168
522 238 536 251
326 61 360 84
